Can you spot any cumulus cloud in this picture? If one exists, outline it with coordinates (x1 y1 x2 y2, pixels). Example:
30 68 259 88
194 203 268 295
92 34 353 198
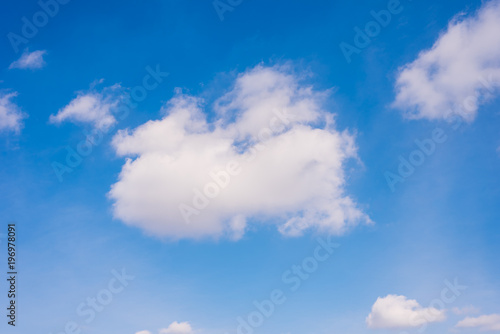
0 92 26 133
366 294 446 329
393 0 500 121
50 83 126 128
159 321 194 334
455 314 500 331
136 321 194 334
109 65 371 240
9 49 47 70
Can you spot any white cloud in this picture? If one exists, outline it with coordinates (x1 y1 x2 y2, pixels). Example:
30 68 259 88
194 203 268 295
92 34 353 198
159 321 194 334
50 83 125 128
136 322 194 334
456 314 500 331
393 0 500 121
109 65 371 240
9 49 47 70
452 306 481 315
366 294 446 329
0 92 26 133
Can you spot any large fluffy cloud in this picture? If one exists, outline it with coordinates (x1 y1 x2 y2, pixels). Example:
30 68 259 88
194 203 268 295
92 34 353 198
393 0 500 121
0 92 26 133
456 314 500 331
366 295 446 329
109 65 371 240
50 82 125 128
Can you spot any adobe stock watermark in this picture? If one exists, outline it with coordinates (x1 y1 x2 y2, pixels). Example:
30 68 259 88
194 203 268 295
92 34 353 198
401 277 467 334
7 0 72 54
212 0 244 21
178 108 293 224
385 128 447 192
48 268 134 334
339 0 411 63
227 237 340 334
51 64 169 182
385 74 497 192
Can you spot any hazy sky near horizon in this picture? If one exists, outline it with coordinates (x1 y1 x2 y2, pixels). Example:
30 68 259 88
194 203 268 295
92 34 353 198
1 0 500 333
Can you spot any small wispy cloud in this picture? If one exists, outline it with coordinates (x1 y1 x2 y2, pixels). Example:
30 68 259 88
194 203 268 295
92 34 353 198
9 49 47 70
452 306 480 315
50 82 126 129
136 321 194 334
0 92 26 133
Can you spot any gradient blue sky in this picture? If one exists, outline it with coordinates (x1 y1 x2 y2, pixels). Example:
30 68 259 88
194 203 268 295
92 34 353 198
1 0 499 333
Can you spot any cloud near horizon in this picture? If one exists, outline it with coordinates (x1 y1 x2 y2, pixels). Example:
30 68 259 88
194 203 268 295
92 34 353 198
455 314 500 331
108 65 371 240
393 0 500 121
136 321 194 334
366 294 446 329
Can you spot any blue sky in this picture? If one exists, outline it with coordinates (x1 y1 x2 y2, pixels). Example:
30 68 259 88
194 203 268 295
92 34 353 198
1 0 500 333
